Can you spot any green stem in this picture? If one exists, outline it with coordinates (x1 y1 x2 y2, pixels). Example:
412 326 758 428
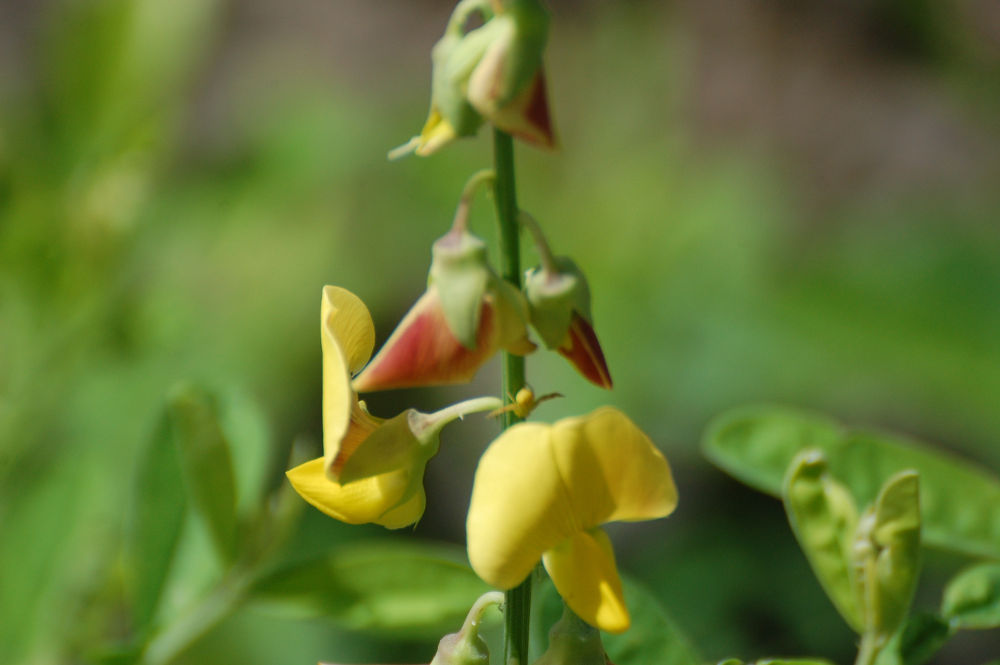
854 632 882 665
492 127 531 665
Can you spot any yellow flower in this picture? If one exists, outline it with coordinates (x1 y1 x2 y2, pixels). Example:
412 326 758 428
466 407 677 633
286 286 500 529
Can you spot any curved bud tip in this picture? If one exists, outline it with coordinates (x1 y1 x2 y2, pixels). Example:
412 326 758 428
558 312 612 389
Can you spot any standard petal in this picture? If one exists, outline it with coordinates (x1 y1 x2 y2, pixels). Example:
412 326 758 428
286 457 421 529
322 286 376 373
557 312 612 389
321 286 375 472
353 289 500 392
467 422 577 590
550 407 677 528
542 528 629 634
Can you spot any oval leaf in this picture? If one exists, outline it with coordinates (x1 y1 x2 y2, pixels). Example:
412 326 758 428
942 562 1000 630
870 471 921 640
703 406 1000 558
126 409 187 632
168 384 238 562
250 541 491 639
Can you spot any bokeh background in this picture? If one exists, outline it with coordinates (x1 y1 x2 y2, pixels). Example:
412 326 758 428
1 1 998 664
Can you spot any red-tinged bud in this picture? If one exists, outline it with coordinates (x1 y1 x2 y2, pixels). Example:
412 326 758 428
559 311 612 389
353 230 534 392
525 257 612 389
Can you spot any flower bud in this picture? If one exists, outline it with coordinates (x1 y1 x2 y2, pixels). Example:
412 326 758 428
352 230 534 392
429 591 503 665
524 257 611 389
392 0 554 158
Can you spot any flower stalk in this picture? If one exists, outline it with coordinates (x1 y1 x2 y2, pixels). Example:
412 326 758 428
491 126 531 665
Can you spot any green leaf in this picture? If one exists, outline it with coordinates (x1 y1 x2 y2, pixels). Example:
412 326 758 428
897 613 951 665
703 406 844 495
168 384 238 562
534 574 701 665
703 405 1000 558
126 409 187 632
869 471 921 639
716 659 835 665
216 388 273 518
783 450 863 632
942 562 1000 630
250 541 492 639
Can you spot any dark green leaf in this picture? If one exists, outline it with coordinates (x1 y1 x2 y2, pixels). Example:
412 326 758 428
897 613 951 665
250 541 492 639
942 562 1000 630
168 384 238 562
703 406 1000 558
126 410 187 632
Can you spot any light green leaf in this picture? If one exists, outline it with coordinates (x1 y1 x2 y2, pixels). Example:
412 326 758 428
703 406 844 495
216 388 273 518
250 541 491 639
942 562 1000 630
783 450 863 632
703 406 1000 558
869 471 921 639
168 384 238 563
126 409 187 632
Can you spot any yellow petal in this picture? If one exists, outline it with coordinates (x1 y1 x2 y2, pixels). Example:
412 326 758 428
467 407 676 591
322 286 375 373
542 528 629 634
321 286 376 474
286 457 423 529
467 422 576 589
551 406 677 527
415 109 458 157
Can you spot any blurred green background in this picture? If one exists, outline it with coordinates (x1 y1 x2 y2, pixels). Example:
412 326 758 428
1 1 998 664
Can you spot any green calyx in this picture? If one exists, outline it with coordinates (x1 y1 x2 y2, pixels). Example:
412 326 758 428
534 605 608 665
430 230 494 349
524 256 592 349
430 590 504 665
